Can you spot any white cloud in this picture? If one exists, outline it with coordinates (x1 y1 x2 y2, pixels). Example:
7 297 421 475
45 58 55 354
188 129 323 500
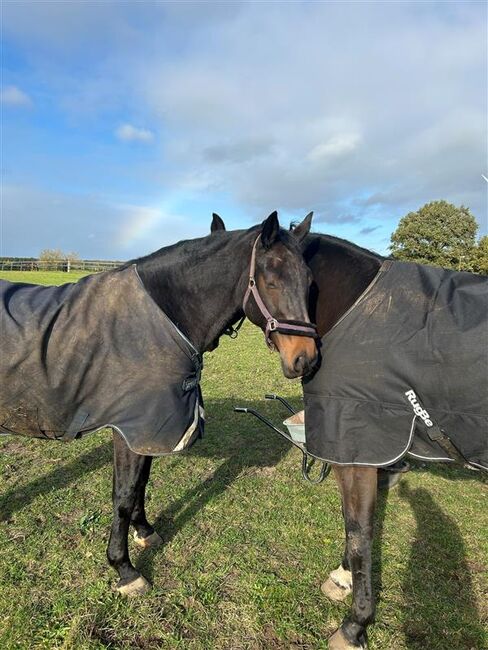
1 85 32 107
307 133 362 162
2 1 486 237
115 123 154 143
133 2 485 223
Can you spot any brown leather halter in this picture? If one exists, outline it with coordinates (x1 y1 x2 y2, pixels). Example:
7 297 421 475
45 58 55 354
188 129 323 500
243 235 318 350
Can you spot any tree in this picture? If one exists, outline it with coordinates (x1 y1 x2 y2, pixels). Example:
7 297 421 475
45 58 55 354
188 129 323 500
390 200 478 270
470 235 488 275
66 251 81 263
39 249 80 262
39 248 65 262
39 248 81 271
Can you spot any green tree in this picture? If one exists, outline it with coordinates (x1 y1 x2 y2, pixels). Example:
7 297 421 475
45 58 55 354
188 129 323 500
390 200 478 270
470 235 488 275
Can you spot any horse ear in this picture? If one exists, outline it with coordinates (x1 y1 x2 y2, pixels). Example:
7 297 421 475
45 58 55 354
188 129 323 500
261 211 280 249
292 212 313 243
211 213 226 232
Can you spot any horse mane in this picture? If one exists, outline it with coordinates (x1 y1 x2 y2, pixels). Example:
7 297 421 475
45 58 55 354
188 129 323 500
302 230 384 335
117 230 242 269
310 232 385 261
288 219 384 261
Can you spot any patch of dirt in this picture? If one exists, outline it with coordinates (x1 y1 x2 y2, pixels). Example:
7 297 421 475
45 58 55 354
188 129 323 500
252 466 277 477
466 559 487 574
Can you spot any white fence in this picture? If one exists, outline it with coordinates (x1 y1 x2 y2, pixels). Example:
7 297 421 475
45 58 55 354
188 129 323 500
0 259 122 272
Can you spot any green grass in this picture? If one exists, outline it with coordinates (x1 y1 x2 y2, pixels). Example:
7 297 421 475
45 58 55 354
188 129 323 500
0 270 89 285
0 271 486 649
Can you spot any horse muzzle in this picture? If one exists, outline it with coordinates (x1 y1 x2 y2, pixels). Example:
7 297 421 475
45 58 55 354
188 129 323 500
274 334 319 379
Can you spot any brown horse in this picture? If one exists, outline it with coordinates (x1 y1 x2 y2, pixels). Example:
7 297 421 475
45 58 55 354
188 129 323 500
302 226 487 649
0 211 319 595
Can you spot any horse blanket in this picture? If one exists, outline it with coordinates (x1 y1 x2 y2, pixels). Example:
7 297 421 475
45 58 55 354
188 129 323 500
0 266 204 456
303 260 488 470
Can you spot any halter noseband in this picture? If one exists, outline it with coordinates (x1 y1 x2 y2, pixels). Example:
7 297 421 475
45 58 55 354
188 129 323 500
242 235 319 350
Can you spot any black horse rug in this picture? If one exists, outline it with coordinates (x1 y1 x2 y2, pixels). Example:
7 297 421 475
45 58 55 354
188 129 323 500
0 266 204 455
303 260 488 470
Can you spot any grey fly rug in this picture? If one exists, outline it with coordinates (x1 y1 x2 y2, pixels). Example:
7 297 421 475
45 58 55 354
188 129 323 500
0 266 204 456
303 260 488 470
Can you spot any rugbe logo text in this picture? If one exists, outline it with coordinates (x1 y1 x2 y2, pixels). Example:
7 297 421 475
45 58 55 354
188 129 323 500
405 389 433 427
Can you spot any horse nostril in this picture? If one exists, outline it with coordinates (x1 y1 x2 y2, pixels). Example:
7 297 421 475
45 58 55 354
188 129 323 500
292 351 318 377
294 354 307 375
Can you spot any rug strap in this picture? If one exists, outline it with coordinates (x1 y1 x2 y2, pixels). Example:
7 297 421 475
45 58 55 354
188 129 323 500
64 409 90 441
427 424 468 465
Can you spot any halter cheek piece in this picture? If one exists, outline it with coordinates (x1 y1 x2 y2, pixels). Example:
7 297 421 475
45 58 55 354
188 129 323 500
242 235 319 350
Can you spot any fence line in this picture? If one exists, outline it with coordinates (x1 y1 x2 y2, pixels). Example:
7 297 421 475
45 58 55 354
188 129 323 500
0 259 122 272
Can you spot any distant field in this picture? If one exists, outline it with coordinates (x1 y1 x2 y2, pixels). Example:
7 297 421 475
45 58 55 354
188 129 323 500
0 271 486 649
0 270 89 285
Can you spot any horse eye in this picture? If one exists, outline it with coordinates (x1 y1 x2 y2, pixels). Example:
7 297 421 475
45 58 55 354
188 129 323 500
267 282 278 290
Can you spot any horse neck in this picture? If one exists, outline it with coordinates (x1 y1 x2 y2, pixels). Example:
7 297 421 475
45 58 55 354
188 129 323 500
135 231 253 352
304 235 383 336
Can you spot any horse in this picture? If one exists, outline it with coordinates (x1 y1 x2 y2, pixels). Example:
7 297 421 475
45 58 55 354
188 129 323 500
0 211 319 596
304 229 487 650
212 214 487 649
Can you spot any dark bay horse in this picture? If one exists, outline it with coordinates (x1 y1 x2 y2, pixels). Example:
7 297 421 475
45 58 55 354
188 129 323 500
0 211 318 596
212 215 486 649
302 233 387 650
302 229 487 650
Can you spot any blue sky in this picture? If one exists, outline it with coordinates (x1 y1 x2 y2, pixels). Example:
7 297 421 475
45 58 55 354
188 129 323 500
1 0 486 260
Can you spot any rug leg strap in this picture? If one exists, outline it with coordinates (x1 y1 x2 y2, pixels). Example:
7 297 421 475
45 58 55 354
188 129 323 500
427 425 468 465
62 409 90 441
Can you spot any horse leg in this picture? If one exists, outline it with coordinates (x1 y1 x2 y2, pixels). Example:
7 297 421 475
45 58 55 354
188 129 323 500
325 466 377 650
107 430 152 596
131 455 163 549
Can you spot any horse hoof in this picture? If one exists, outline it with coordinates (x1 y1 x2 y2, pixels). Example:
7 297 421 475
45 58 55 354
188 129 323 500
329 628 366 649
321 577 351 601
321 566 353 601
133 530 163 549
116 575 151 597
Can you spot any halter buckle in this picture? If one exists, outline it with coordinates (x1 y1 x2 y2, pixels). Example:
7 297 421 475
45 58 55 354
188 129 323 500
268 319 278 331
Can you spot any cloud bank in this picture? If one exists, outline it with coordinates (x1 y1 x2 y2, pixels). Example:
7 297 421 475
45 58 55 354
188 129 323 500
1 1 486 258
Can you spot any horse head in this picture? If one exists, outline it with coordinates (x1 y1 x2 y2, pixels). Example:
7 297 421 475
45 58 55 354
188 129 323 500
212 211 318 379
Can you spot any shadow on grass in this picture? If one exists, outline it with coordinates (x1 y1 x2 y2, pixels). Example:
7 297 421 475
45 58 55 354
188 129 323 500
398 481 484 650
408 459 487 484
3 395 483 650
0 397 296 557
135 397 296 578
0 441 113 522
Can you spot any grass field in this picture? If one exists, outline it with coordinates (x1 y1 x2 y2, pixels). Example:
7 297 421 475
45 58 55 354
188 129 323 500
0 270 89 284
0 271 486 650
